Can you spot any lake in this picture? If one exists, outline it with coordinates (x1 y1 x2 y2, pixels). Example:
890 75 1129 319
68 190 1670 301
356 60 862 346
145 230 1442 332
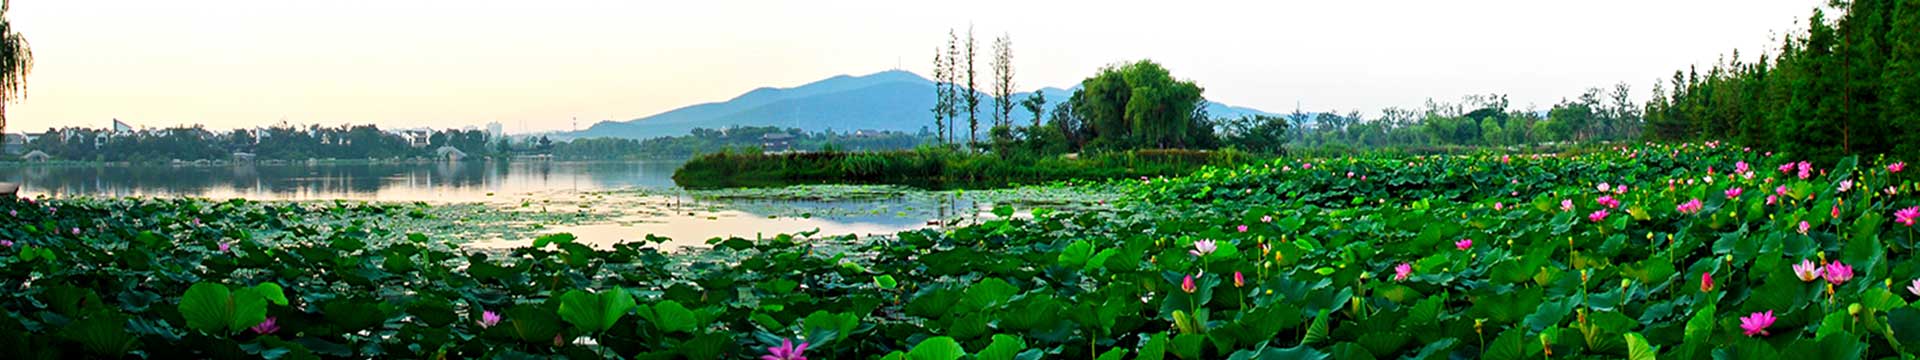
0 161 995 248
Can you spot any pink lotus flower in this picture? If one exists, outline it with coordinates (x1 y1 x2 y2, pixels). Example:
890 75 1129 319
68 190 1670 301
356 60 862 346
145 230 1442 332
1798 161 1813 179
479 310 501 328
1598 183 1612 192
1779 163 1795 173
1233 271 1245 288
1701 272 1714 292
1909 279 1920 296
1561 199 1575 212
1766 195 1778 205
1899 206 1920 227
1793 260 1822 282
1892 162 1907 173
1260 215 1273 223
1180 275 1197 293
1741 311 1775 337
1832 205 1841 219
218 242 232 253
1588 209 1609 223
0 240 12 248
1237 225 1248 233
1725 187 1743 199
1776 185 1789 196
1798 221 1811 234
70 227 79 236
1455 238 1473 250
1494 202 1503 211
1393 262 1412 281
1596 196 1620 209
1677 199 1704 214
1615 185 1628 194
251 317 280 335
1824 262 1854 285
762 338 810 360
1839 180 1854 193
1190 240 1217 257
1736 161 1751 174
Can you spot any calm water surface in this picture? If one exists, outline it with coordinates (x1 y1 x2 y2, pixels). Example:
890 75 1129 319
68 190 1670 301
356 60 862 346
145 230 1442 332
0 161 959 247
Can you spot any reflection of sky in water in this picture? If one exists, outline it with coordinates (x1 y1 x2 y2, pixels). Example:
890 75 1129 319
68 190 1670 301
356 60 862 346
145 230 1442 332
1 161 974 247
479 195 978 250
0 161 685 202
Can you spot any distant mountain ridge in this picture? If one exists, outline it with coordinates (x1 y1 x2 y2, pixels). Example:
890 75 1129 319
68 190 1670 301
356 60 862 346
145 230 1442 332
559 70 1281 140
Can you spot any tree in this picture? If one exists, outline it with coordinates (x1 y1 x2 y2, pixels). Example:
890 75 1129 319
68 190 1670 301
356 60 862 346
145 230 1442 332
930 46 947 146
0 1 31 136
1219 115 1288 153
1021 92 1047 128
990 34 1016 130
1066 60 1209 149
963 26 980 147
944 30 962 145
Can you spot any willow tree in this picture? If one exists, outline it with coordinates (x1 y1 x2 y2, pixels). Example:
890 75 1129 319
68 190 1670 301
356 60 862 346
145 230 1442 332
0 1 29 136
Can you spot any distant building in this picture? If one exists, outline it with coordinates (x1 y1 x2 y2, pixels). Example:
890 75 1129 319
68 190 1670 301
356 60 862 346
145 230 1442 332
2 133 25 155
393 130 433 148
435 146 467 162
761 133 794 153
486 122 504 139
111 118 133 134
21 150 50 162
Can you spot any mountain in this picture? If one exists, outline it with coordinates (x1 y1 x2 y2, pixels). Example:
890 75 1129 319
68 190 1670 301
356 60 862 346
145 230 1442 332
559 70 1281 140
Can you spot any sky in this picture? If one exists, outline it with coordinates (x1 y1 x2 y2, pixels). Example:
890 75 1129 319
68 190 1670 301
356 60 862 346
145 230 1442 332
5 0 1825 134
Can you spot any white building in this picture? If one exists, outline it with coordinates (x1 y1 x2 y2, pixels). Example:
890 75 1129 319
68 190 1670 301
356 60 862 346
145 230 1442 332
486 122 504 139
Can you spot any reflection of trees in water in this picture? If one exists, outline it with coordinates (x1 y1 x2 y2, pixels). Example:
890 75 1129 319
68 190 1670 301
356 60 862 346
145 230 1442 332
8 166 228 197
0 160 692 199
573 161 682 189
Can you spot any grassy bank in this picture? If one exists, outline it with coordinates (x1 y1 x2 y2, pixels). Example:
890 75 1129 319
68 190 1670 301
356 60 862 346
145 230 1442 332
672 147 1264 188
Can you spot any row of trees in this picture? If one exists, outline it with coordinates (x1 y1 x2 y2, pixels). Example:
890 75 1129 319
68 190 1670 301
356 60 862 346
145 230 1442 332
930 27 1019 147
20 124 539 162
1645 0 1920 159
1283 85 1644 150
551 127 929 160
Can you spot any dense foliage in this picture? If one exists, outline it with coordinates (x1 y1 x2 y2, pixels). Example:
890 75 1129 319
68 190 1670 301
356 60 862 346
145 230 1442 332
672 147 1257 189
552 126 928 161
8 142 1920 358
1644 0 1920 159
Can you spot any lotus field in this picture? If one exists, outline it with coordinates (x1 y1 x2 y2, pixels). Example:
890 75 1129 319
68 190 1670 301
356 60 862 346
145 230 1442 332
7 142 1920 359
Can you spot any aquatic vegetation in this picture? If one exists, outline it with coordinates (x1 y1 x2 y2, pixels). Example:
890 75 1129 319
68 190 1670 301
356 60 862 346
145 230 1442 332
3 142 1919 358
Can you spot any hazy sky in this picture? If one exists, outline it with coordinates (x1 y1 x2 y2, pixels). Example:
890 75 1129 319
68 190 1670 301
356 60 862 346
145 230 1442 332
6 0 1823 134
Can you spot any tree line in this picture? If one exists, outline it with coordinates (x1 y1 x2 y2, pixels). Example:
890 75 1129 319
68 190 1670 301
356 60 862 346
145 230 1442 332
18 124 536 162
1643 0 1920 160
551 126 929 160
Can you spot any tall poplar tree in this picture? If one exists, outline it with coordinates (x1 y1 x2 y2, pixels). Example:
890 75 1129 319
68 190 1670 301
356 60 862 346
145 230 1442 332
964 26 980 147
990 34 1015 130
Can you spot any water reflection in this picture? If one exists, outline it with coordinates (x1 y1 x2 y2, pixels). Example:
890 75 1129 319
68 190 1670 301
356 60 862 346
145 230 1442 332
0 160 686 202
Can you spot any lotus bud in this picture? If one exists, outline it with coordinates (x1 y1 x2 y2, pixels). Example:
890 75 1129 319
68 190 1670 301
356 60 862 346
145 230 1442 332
1540 335 1553 357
